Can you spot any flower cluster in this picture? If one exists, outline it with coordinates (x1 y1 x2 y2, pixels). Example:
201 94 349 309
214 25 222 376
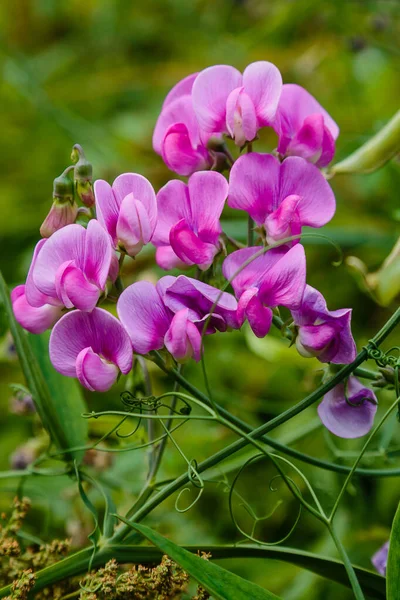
12 60 377 439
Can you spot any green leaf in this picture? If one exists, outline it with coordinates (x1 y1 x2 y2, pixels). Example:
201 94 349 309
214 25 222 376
120 521 282 600
28 331 88 462
0 271 87 462
387 500 400 600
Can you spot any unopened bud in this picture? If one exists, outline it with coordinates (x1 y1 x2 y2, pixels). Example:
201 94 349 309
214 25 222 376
40 198 78 238
72 144 95 207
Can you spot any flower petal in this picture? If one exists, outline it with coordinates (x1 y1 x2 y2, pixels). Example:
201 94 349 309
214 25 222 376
94 179 119 244
153 95 201 155
187 171 227 244
12 285 62 334
237 288 273 337
55 262 100 311
155 246 188 271
25 239 58 308
164 308 202 363
287 113 325 163
242 61 282 125
192 65 242 133
318 377 377 439
111 173 157 234
117 281 172 354
257 244 306 309
162 72 198 108
152 180 191 246
169 219 218 270
226 88 257 146
228 153 280 225
162 123 210 177
116 193 152 257
84 219 113 289
76 347 119 392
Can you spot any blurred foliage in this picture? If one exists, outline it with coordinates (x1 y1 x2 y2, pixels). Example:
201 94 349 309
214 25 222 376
0 0 400 598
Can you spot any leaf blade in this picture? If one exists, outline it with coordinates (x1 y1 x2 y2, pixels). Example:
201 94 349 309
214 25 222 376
387 500 400 600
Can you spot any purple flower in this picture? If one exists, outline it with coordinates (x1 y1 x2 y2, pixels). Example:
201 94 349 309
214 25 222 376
222 245 306 337
153 73 214 176
49 308 133 392
275 84 339 167
291 285 356 364
318 377 377 438
192 62 282 147
152 171 228 271
94 173 157 257
117 275 239 362
25 221 116 313
11 285 63 334
228 153 335 245
372 541 389 576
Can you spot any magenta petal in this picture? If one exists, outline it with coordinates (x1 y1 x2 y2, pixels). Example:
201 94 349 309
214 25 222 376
94 179 119 244
153 180 191 246
287 113 325 162
242 61 282 125
258 244 306 309
237 288 273 337
25 239 58 308
319 309 356 364
265 194 302 244
162 123 210 176
153 95 201 155
163 72 198 108
222 246 285 298
117 281 172 354
318 377 377 439
188 171 227 244
228 153 280 225
296 323 337 358
12 285 62 334
50 308 132 379
76 347 119 392
164 309 202 363
84 219 112 289
317 126 336 167
169 219 218 270
55 262 100 311
192 64 242 133
279 157 336 227
155 246 188 271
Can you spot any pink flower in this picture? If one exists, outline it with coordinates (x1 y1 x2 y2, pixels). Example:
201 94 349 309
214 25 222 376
192 62 282 146
153 73 214 176
117 275 239 362
25 221 116 312
228 153 335 245
152 171 228 271
222 245 306 337
275 84 339 167
291 285 356 364
94 173 157 257
318 377 377 438
49 308 133 392
11 285 63 334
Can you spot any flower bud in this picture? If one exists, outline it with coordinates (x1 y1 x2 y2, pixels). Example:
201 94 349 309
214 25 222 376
72 144 95 207
40 166 77 238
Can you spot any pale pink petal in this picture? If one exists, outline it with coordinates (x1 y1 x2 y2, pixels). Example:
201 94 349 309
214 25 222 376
258 244 306 309
111 173 157 234
226 88 257 146
55 262 100 311
279 157 336 227
164 309 202 363
287 114 325 162
265 194 302 244
242 61 282 125
169 219 218 270
76 347 119 392
228 153 280 225
152 180 191 246
117 281 172 355
12 285 62 334
84 219 112 289
25 239 58 308
116 194 151 257
94 179 119 244
238 289 273 337
155 246 188 271
162 123 210 176
192 65 242 133
187 171 228 244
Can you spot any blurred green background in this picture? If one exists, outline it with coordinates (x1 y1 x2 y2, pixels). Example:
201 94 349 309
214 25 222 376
0 1 400 598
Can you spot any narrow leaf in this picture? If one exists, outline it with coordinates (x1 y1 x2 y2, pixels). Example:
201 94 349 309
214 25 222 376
387 500 400 600
120 520 281 600
0 271 87 462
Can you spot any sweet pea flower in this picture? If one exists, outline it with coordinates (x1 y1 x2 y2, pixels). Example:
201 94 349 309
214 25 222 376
152 171 228 271
228 153 335 245
222 245 306 337
25 221 116 313
318 377 377 438
11 285 63 334
94 173 157 257
117 275 239 362
192 61 282 147
49 308 133 392
291 285 356 364
153 73 215 176
372 541 389 576
275 84 339 167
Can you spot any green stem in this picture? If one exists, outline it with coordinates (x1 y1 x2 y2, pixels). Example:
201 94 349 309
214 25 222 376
328 524 365 600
